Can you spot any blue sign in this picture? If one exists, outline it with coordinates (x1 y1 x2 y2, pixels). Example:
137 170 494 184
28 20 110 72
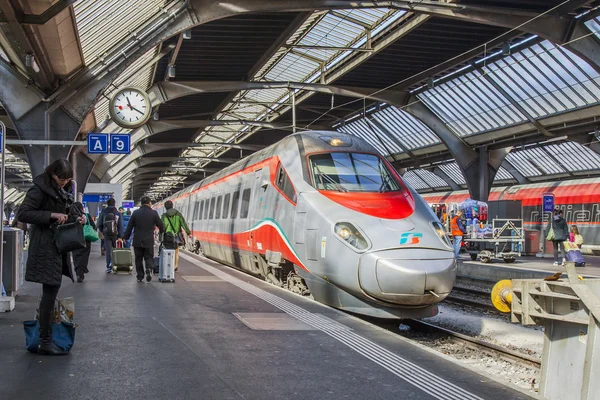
88 133 109 154
110 134 130 154
543 194 555 212
0 133 3 152
122 201 134 209
82 193 113 203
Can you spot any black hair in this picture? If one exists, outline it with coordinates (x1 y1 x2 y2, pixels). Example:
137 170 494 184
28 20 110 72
165 200 173 210
141 196 151 205
45 158 73 180
73 201 85 213
107 198 116 207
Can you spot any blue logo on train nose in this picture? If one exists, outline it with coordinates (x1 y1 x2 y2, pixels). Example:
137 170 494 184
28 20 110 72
399 232 422 245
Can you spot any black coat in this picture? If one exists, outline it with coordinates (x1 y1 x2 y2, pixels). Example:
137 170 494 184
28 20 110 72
546 217 569 242
123 205 164 249
17 174 79 286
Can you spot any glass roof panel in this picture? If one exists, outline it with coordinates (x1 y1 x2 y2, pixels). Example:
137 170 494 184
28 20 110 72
73 0 168 64
402 170 429 190
371 106 440 150
439 163 466 185
418 40 600 138
505 151 542 177
338 119 391 156
414 169 448 188
545 141 600 172
585 16 600 40
494 166 514 181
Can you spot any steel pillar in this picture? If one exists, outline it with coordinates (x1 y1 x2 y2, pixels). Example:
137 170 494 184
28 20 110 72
404 98 510 201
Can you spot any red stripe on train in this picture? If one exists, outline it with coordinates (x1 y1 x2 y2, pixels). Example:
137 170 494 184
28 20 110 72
191 224 308 272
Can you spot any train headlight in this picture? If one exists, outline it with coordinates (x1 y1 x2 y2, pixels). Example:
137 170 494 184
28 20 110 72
431 221 452 249
334 222 369 251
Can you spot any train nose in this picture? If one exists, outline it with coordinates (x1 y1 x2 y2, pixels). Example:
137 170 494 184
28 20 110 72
358 249 456 306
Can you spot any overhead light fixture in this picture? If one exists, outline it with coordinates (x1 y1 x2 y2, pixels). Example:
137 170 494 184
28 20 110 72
183 29 192 39
502 42 511 56
167 64 176 78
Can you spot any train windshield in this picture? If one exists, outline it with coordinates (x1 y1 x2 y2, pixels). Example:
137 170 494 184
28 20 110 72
309 153 402 193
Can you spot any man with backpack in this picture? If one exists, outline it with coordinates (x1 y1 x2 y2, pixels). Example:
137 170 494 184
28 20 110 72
123 197 165 282
98 198 123 273
161 200 191 272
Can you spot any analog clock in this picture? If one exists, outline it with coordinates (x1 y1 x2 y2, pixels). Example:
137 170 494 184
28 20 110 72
109 87 152 129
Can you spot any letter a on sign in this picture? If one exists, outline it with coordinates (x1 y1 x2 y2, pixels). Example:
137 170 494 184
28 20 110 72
94 140 103 151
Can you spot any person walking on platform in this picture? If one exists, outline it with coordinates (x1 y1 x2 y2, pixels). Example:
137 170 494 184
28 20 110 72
72 202 96 283
98 198 122 273
123 196 165 282
161 200 191 272
99 204 107 256
17 159 86 355
121 208 132 248
546 208 569 266
450 210 467 258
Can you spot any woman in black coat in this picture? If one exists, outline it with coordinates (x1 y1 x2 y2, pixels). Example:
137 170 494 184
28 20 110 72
545 208 569 266
17 159 85 356
72 202 96 283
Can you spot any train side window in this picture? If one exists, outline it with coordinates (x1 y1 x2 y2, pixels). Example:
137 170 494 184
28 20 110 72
199 200 204 220
215 196 222 219
204 198 210 219
209 197 215 220
231 191 240 219
223 194 230 219
240 188 251 219
275 163 297 203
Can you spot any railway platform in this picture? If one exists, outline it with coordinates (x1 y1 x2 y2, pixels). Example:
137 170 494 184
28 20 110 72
457 255 600 290
0 245 533 400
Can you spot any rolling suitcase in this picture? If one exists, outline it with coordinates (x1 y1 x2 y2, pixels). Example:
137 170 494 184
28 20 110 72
159 249 176 282
564 241 585 267
112 240 133 274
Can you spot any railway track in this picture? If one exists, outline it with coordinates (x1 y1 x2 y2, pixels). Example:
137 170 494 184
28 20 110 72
404 319 542 369
444 286 500 312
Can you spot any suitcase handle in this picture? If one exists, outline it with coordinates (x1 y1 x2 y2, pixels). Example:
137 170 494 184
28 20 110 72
116 239 124 249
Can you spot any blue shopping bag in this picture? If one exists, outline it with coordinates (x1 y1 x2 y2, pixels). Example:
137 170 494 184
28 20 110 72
24 320 76 353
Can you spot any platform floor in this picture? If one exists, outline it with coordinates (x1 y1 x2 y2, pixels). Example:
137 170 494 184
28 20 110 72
460 254 600 277
1 245 533 400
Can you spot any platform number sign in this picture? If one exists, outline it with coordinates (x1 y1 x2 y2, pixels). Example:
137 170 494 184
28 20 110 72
110 134 130 154
87 133 109 154
543 194 555 213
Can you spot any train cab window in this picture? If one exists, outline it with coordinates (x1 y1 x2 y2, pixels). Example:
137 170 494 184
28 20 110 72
209 197 215 219
231 191 240 219
223 194 230 219
240 188 251 219
275 163 297 203
199 200 204 220
309 152 402 193
215 196 222 219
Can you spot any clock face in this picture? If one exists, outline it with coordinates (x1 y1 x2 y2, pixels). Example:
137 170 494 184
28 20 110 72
109 88 151 129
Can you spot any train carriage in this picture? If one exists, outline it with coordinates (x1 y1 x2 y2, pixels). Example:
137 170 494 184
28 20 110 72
156 131 457 319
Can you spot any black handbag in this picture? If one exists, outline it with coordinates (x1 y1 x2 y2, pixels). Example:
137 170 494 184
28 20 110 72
53 222 86 253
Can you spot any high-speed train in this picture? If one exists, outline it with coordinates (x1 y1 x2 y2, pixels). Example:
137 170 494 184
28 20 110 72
155 131 456 319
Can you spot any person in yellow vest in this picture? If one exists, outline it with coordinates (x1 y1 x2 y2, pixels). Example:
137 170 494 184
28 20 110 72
450 210 467 258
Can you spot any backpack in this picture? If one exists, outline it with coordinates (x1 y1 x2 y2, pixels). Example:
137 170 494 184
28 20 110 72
163 232 176 250
103 213 118 238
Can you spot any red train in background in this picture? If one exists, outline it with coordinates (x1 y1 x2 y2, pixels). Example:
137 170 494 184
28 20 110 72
421 178 600 254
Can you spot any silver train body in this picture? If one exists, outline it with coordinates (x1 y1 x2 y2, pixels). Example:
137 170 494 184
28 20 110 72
156 131 456 319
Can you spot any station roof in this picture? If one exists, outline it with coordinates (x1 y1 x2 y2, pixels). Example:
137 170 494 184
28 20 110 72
1 0 600 203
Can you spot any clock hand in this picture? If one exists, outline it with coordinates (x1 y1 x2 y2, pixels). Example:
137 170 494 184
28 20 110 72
126 97 133 108
131 106 145 115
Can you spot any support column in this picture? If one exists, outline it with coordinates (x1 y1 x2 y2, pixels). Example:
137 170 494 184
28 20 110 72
404 98 510 201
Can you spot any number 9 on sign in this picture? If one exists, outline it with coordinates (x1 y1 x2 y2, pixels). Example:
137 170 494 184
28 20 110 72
110 134 130 154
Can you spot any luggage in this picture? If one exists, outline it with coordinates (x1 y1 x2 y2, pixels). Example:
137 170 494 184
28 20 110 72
153 257 160 275
112 240 133 274
158 248 176 282
163 232 177 250
564 241 585 267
